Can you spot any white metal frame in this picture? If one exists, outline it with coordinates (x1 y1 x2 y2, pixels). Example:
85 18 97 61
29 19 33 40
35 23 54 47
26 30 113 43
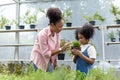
0 0 120 63
0 26 99 61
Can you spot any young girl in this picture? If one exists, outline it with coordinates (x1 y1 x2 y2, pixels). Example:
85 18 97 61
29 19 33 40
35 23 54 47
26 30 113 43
72 23 97 74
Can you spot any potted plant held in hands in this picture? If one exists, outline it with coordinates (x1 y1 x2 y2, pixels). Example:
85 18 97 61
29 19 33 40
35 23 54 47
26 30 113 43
107 31 116 42
68 40 81 56
58 39 67 60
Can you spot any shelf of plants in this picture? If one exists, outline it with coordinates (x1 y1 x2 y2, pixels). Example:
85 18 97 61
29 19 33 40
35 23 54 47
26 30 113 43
106 24 120 29
105 42 120 45
0 44 34 47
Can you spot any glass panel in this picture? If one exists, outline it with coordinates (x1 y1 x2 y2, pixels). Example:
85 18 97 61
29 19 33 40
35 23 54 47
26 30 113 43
0 0 15 5
0 4 16 29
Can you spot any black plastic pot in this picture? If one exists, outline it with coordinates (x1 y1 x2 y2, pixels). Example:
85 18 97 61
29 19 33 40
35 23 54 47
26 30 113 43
71 46 81 55
30 24 36 29
89 21 95 25
19 25 25 29
58 53 65 60
66 22 72 27
119 38 120 42
5 26 11 30
111 38 116 42
116 20 120 24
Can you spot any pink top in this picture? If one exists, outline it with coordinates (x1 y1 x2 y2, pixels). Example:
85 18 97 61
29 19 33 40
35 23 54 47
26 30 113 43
30 26 60 71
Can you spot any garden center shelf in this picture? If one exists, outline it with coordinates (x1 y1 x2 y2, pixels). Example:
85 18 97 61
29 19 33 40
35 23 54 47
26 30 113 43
0 29 38 32
0 26 99 62
105 42 120 45
62 26 99 30
0 26 99 32
106 24 120 29
0 59 30 62
0 44 34 47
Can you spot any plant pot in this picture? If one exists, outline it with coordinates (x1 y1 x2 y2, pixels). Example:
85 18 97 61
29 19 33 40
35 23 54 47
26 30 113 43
5 26 11 30
30 24 36 29
66 22 72 27
119 38 120 42
58 53 65 60
111 38 116 42
116 20 120 24
89 21 95 25
19 25 25 29
71 46 81 50
71 46 81 55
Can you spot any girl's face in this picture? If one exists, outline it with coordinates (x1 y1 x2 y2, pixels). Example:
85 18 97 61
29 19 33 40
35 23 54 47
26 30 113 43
78 34 89 45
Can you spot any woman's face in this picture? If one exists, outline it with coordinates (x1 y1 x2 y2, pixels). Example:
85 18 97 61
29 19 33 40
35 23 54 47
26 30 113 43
53 19 64 33
78 34 89 45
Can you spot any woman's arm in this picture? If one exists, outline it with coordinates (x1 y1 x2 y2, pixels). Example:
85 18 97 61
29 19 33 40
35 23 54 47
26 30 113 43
51 42 71 56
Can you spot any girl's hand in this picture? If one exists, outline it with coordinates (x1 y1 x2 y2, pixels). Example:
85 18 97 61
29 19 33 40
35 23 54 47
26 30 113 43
72 49 82 56
73 55 77 63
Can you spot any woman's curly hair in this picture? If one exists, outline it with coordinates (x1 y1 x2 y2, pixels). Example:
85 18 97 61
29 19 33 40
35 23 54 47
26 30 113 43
46 7 62 25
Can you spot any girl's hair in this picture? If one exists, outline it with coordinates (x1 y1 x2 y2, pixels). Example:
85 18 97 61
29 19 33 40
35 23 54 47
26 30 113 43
46 7 62 25
75 23 95 40
75 28 81 40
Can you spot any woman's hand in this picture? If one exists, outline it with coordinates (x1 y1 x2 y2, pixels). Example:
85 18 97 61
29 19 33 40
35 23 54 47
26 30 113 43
61 42 71 52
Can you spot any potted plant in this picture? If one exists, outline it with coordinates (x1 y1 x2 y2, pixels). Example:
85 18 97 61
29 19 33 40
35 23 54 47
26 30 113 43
62 7 72 27
68 40 81 56
0 15 12 30
11 18 24 29
110 2 120 24
71 40 81 50
23 10 37 29
107 31 116 42
11 19 20 29
83 11 105 25
18 16 25 29
58 39 67 60
116 29 120 41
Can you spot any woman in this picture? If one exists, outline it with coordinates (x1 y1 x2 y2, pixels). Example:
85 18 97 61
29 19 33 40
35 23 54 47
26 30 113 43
30 7 71 72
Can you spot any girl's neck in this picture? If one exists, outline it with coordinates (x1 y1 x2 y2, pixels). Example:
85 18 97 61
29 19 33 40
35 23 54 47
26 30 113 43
82 42 89 45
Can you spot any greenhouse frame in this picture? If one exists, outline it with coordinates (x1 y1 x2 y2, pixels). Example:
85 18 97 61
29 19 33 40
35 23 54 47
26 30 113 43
0 0 120 80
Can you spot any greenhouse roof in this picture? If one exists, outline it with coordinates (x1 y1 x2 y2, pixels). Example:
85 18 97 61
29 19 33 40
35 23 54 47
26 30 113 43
0 0 64 4
0 0 64 6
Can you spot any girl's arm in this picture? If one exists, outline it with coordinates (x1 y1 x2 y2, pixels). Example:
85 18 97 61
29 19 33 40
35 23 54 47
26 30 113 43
73 55 77 63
